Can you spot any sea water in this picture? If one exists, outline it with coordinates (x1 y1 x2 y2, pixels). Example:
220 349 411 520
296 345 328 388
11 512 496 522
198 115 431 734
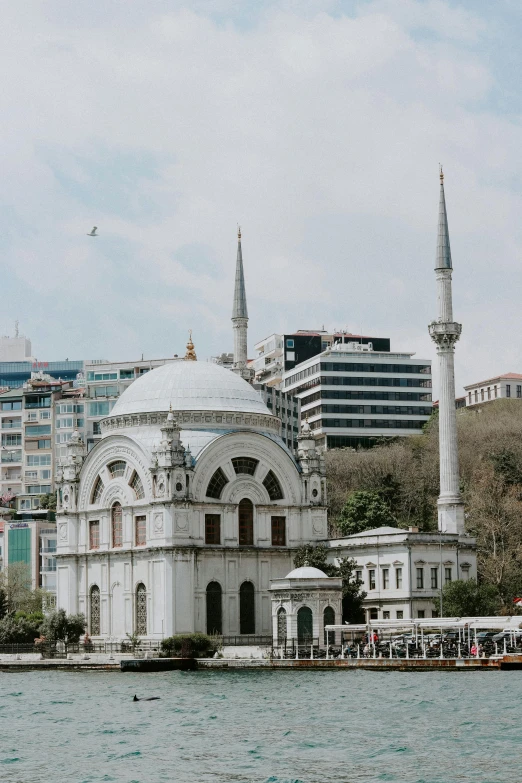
0 669 518 783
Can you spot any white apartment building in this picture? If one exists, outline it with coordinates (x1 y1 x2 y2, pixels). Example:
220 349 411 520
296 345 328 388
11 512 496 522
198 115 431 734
328 526 477 621
283 343 433 450
0 388 23 501
464 373 522 407
0 329 32 363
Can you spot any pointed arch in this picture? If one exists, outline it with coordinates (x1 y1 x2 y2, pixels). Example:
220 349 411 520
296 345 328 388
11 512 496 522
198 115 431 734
90 585 100 635
323 606 335 645
238 498 254 545
136 583 147 635
111 502 123 548
206 581 222 635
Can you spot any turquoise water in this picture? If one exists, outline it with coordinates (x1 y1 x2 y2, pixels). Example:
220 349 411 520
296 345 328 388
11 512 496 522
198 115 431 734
0 670 519 783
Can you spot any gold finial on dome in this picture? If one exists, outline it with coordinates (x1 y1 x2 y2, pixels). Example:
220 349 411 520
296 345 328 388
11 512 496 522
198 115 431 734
185 329 197 361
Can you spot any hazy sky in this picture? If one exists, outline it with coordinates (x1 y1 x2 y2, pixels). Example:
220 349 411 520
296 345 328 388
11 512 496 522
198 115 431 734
2 0 522 396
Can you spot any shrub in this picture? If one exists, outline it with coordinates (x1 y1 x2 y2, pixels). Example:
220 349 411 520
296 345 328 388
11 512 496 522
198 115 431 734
161 633 217 658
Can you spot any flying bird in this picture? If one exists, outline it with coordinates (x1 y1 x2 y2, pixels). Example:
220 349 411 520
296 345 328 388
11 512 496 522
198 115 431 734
87 227 98 236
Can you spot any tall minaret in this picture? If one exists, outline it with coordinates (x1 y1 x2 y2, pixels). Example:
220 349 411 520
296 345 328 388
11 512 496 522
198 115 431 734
232 227 253 381
428 169 465 535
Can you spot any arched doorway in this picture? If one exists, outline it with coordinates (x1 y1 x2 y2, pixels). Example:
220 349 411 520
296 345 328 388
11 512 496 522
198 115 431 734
90 585 100 635
206 581 222 635
136 583 147 635
238 498 253 545
239 581 255 634
297 606 313 643
323 606 335 645
277 607 287 645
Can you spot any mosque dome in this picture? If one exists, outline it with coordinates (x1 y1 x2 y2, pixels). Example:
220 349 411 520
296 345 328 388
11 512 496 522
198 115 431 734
109 360 271 417
285 566 328 579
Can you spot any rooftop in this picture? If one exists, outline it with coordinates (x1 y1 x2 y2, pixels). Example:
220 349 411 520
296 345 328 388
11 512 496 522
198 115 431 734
464 373 522 389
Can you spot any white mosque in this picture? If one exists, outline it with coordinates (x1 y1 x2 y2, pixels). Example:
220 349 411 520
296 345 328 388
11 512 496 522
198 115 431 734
55 180 477 642
55 233 329 641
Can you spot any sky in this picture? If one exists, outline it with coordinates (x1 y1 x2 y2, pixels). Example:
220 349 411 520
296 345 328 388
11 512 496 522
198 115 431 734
2 0 522 396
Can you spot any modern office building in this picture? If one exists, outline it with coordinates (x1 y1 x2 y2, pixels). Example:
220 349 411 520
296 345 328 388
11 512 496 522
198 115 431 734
3 518 57 594
283 341 432 450
254 384 300 451
464 373 522 407
0 360 84 389
253 330 391 387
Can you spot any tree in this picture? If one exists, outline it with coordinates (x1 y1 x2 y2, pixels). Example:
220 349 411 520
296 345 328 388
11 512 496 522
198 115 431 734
0 611 44 643
40 609 86 652
338 490 395 536
439 579 500 618
293 545 367 623
38 492 57 511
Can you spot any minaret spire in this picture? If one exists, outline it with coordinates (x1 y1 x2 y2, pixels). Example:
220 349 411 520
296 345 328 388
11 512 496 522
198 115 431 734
428 170 465 535
232 226 253 381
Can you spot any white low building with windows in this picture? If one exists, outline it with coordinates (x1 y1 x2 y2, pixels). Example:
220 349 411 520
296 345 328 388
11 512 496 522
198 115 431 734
464 372 522 407
328 526 477 621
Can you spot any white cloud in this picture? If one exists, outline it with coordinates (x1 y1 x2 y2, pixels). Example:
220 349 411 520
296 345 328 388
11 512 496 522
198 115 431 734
0 1 521 395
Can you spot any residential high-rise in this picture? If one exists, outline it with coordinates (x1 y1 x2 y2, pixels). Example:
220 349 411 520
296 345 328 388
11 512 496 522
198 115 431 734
428 169 465 535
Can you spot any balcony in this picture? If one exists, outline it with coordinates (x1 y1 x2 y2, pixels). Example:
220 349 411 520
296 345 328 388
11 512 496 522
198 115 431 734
1 452 22 463
41 565 57 572
1 421 22 429
40 547 57 554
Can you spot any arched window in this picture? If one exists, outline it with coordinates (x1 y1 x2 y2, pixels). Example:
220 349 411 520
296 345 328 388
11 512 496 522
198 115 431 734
90 585 100 635
323 606 335 645
206 581 222 635
136 583 147 635
108 460 126 478
111 502 123 548
263 470 283 501
277 607 287 645
238 498 254 545
297 606 313 643
91 476 104 504
239 581 255 634
129 471 144 500
206 467 228 499
232 457 259 476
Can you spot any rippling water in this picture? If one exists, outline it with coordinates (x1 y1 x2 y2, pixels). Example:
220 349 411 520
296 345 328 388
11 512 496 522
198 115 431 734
0 669 518 783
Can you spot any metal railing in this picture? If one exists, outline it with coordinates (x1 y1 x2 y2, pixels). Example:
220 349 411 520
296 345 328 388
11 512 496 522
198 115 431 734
220 635 273 646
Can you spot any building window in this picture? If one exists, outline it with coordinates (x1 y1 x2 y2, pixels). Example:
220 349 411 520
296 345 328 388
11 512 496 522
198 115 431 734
136 583 147 635
286 339 294 348
323 606 335 645
206 467 228 499
271 516 286 546
517 386 522 399
205 514 221 545
369 569 376 590
90 586 100 635
383 611 390 620
468 392 471 405
356 570 363 583
206 582 222 635
91 476 104 504
89 520 100 550
277 607 287 644
431 568 438 589
396 610 404 620
506 384 511 398
231 457 259 476
445 567 452 584
474 390 478 402
297 606 313 642
239 581 255 634
418 610 425 619
481 389 484 401
263 470 284 501
108 460 126 478
129 471 144 499
238 498 254 545
135 516 146 546
382 569 389 589
111 503 123 548
461 567 470 582
416 568 424 589
487 387 491 400
395 568 403 589
494 386 498 398
369 608 378 620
